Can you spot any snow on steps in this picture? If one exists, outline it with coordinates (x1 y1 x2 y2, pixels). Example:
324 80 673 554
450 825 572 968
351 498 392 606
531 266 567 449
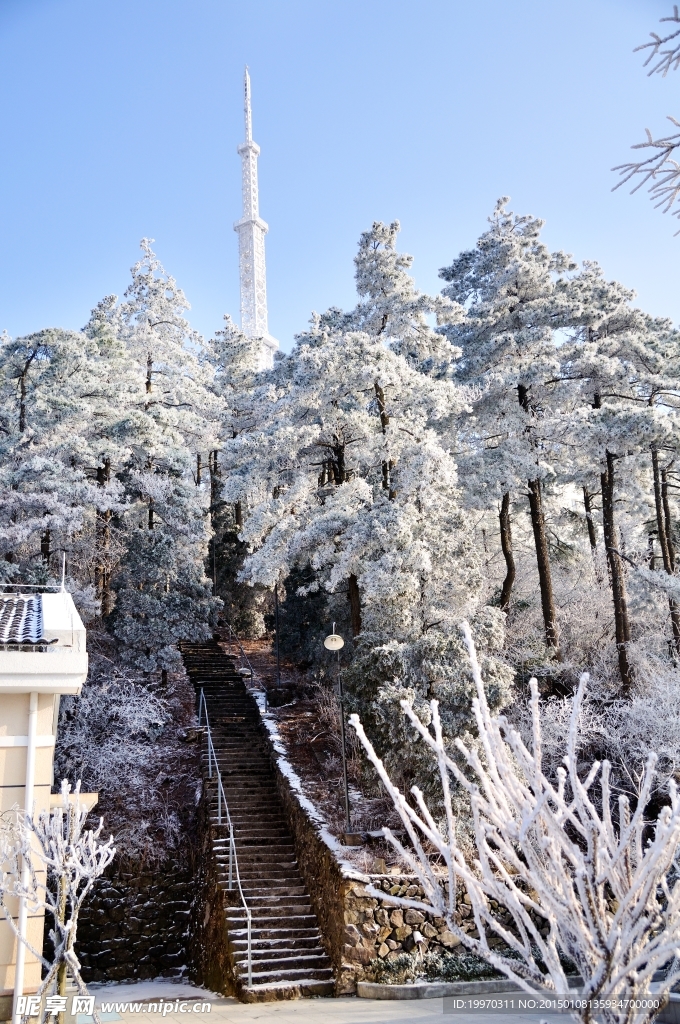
180 640 334 1002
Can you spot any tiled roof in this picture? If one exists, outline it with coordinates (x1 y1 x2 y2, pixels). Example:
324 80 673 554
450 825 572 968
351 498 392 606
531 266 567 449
0 594 49 645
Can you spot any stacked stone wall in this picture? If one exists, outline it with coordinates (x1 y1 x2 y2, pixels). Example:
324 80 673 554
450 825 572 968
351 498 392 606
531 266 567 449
343 876 466 969
73 784 231 991
77 870 193 983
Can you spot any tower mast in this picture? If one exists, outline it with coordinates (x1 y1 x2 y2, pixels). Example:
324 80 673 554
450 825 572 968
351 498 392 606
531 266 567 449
234 67 278 369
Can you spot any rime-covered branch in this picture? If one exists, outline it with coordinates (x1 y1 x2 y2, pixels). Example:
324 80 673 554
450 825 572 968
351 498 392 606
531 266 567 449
613 7 680 223
0 781 115 1024
350 622 680 1024
636 6 680 78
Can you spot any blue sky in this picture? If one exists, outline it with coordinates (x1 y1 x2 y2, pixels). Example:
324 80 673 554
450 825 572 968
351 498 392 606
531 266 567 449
0 0 677 350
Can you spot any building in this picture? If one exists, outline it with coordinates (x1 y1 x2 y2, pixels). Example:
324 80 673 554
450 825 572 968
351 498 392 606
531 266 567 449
234 68 279 370
0 590 89 1023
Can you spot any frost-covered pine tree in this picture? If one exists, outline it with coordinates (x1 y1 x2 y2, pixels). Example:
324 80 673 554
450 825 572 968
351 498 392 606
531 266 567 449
0 327 135 614
84 241 221 674
559 296 680 687
203 315 266 636
439 199 586 655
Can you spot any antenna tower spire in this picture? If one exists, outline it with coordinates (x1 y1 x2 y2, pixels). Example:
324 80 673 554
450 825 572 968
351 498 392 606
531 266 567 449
234 67 278 369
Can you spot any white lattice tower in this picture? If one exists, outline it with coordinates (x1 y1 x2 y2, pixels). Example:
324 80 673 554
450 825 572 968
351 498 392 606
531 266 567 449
234 67 278 369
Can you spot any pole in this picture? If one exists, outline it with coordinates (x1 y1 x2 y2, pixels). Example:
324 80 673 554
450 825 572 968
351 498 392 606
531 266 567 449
274 584 281 687
13 692 38 1024
337 650 351 833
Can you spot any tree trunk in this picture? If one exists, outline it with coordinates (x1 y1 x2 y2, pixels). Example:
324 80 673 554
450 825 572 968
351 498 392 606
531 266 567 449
651 448 680 652
662 465 676 569
601 451 633 693
196 453 202 486
518 382 560 655
19 369 27 433
499 492 515 612
374 382 396 499
41 529 51 565
527 478 561 656
95 459 113 617
146 353 153 394
148 501 154 530
583 486 598 551
348 573 362 636
234 501 242 529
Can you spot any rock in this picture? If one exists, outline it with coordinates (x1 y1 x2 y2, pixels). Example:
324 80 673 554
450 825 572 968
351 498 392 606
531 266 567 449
389 909 404 928
386 939 400 951
344 923 362 946
375 908 389 926
440 930 462 948
394 925 412 941
422 923 438 939
405 909 425 925
343 944 372 964
378 943 389 958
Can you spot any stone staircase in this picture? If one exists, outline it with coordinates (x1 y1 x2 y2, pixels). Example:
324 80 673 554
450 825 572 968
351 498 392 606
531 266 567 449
180 640 334 1001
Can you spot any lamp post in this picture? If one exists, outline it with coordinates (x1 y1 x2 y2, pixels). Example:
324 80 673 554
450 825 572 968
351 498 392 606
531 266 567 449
274 584 281 687
324 624 351 834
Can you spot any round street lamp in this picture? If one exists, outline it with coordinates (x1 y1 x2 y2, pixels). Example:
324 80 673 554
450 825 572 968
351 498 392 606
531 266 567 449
324 624 351 834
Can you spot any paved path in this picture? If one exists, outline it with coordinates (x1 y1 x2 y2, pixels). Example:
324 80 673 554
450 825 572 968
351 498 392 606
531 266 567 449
85 982 568 1024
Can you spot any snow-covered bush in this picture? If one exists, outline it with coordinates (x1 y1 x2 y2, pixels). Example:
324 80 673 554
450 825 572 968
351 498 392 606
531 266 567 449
344 608 513 799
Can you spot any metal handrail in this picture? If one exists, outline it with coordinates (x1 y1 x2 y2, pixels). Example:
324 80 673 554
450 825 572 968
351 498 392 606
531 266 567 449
197 688 252 987
219 623 268 711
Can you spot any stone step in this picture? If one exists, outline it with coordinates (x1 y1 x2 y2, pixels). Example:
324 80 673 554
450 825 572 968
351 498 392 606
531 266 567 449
240 967 334 986
239 895 312 909
230 935 324 952
233 949 328 966
240 979 334 1000
240 885 307 896
227 913 317 929
229 925 322 941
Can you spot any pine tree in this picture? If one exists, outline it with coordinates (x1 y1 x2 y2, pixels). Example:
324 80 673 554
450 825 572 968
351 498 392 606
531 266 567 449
439 199 583 656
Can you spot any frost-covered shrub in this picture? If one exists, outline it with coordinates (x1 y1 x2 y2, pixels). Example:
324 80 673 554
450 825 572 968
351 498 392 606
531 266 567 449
54 642 201 863
344 609 513 798
368 950 499 984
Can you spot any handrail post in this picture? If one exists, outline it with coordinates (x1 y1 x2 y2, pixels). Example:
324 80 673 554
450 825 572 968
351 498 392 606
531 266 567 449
229 831 233 890
247 911 252 988
198 688 204 727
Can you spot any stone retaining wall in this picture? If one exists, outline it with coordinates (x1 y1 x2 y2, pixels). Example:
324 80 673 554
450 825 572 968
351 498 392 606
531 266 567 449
77 869 193 983
75 784 231 990
344 875 466 969
186 788 233 995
